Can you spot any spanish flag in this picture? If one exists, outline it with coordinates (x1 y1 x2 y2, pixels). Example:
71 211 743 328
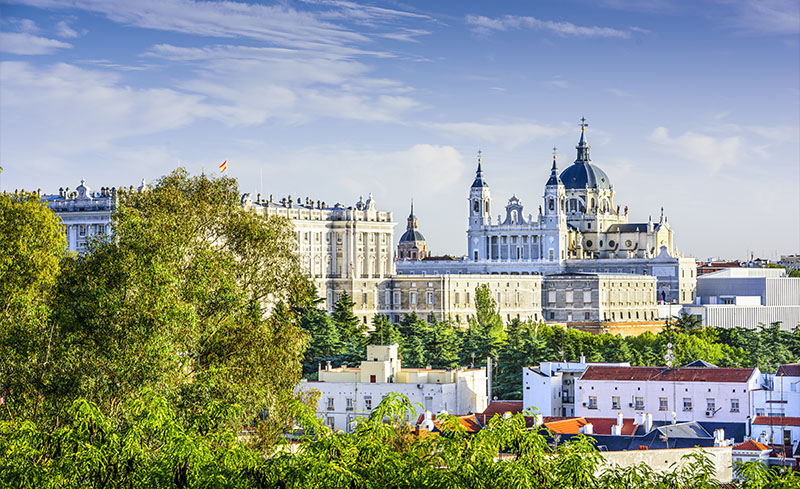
219 160 227 172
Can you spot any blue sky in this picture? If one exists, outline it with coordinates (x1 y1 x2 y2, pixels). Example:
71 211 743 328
1 0 798 260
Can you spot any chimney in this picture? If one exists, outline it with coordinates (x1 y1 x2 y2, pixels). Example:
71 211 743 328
326 360 332 371
645 413 653 432
533 414 544 427
580 355 586 364
617 412 624 428
635 412 644 425
582 423 594 435
612 424 622 436
672 411 677 425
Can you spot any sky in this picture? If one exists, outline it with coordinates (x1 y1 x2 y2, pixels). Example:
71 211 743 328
0 0 798 261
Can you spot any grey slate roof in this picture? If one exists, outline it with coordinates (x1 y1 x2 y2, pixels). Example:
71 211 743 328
559 161 612 190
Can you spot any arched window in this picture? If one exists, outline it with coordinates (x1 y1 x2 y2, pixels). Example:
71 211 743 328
549 198 554 211
473 200 479 213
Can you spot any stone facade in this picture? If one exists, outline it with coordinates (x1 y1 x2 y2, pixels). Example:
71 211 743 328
41 179 132 253
398 121 697 304
297 344 487 432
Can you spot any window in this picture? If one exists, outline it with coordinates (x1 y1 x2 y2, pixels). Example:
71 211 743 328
410 292 417 305
585 312 590 320
385 290 391 304
455 292 460 304
424 396 433 411
326 416 335 429
706 398 715 415
550 312 555 320
583 291 592 303
362 293 368 304
588 396 597 409
327 398 335 410
548 291 556 304
365 397 372 410
565 291 573 304
634 397 644 410
426 292 434 305
346 398 354 411
393 291 400 305
659 397 668 411
370 375 376 383
79 224 86 236
683 398 693 412
731 399 740 413
612 396 620 410
756 408 765 416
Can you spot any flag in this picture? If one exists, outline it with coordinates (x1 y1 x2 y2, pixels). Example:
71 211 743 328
219 160 227 172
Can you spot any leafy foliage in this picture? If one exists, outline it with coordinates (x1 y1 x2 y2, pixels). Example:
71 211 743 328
3 392 797 488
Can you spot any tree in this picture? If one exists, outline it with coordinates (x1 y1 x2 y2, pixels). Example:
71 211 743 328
35 170 310 435
331 291 366 366
0 191 67 422
398 312 429 367
299 286 342 375
367 314 401 346
425 319 461 369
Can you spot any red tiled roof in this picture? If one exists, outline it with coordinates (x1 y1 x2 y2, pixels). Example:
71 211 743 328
585 417 638 436
753 416 800 427
481 400 523 418
544 417 589 434
581 366 756 383
414 413 483 433
776 363 800 377
733 440 770 451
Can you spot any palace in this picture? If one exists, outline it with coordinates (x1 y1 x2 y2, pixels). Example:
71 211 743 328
397 121 697 305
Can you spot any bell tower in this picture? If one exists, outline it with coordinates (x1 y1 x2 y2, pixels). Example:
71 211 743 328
468 151 491 261
541 148 567 263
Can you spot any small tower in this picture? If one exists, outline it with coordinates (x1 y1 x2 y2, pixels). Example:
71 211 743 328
468 151 491 261
397 200 429 261
541 148 567 262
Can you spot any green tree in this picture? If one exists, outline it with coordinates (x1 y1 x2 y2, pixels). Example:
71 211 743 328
366 314 402 346
299 286 342 375
425 319 461 369
0 191 67 422
398 312 429 367
43 170 310 435
331 291 366 366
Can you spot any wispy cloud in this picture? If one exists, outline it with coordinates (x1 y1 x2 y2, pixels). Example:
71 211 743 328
427 121 567 150
8 0 432 53
714 0 800 35
466 14 634 39
145 43 418 124
0 32 72 55
55 19 80 38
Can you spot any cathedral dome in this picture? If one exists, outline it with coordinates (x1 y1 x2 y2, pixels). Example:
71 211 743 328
559 162 612 190
399 229 426 242
559 119 612 190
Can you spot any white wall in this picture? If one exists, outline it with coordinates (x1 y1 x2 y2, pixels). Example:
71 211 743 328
576 375 759 424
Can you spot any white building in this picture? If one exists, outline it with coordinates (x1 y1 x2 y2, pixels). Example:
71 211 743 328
398 121 697 305
523 358 631 417
41 179 121 253
575 365 761 425
297 344 487 432
682 268 800 331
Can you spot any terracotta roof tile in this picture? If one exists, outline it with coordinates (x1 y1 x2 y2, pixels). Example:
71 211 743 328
753 416 800 426
544 417 588 434
585 417 638 435
481 400 523 418
733 440 770 451
776 363 800 377
581 366 756 383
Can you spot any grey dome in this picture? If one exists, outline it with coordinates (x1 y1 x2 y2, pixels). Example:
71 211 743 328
399 229 426 242
559 162 612 190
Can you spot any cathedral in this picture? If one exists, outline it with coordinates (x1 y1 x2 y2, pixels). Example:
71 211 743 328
397 120 697 304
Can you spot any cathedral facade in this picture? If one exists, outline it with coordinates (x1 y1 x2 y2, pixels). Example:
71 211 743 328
397 122 697 304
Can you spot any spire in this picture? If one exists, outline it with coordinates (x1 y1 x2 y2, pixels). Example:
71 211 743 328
576 117 590 163
409 199 415 219
471 149 488 188
546 146 562 186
